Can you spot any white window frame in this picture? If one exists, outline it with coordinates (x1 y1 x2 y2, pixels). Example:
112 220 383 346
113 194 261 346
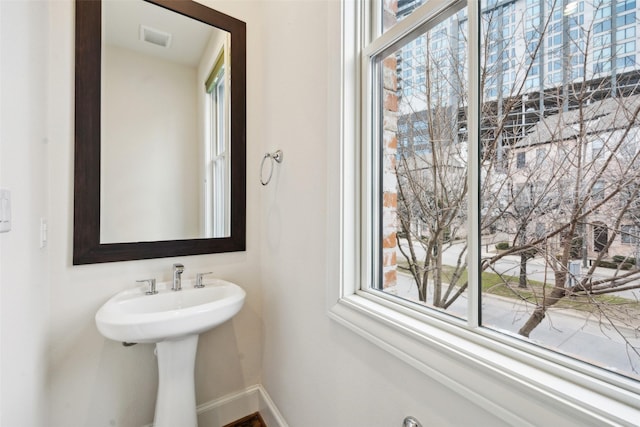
327 0 640 424
210 65 230 237
204 44 231 238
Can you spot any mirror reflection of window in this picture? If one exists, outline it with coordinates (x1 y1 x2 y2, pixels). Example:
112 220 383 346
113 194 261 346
205 48 231 238
100 0 234 243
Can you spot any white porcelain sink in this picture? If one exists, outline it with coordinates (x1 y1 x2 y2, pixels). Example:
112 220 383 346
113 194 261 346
96 278 245 343
95 278 245 427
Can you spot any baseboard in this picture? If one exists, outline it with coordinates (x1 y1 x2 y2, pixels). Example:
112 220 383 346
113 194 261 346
198 384 288 427
142 385 287 427
251 385 288 427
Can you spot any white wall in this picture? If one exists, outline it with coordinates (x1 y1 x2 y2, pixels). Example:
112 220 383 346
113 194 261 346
44 1 263 426
256 1 518 426
101 44 200 243
0 1 50 426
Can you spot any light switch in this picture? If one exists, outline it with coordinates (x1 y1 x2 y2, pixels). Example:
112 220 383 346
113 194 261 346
40 218 47 248
0 189 10 233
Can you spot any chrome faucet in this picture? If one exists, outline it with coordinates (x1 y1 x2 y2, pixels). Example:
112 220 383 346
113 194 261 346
172 263 184 291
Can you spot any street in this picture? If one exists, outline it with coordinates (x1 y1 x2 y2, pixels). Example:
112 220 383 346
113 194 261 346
388 239 640 379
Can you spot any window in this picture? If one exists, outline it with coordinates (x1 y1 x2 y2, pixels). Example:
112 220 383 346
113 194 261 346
525 76 540 88
592 179 605 200
619 40 636 54
594 20 611 33
594 33 611 46
617 54 636 68
333 0 640 423
616 12 636 27
373 0 640 384
617 25 636 41
594 60 612 73
592 138 604 159
622 225 639 244
204 48 230 237
594 47 612 60
617 0 637 13
595 5 611 19
535 148 544 166
376 5 469 318
593 223 609 252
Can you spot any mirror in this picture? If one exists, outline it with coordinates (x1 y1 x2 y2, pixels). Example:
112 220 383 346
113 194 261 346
74 0 246 264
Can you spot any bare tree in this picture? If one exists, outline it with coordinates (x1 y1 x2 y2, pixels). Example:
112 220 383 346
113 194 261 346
392 17 469 309
389 0 640 370
509 94 640 339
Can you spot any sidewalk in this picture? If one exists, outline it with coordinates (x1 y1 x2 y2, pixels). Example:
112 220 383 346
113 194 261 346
383 270 640 380
398 238 640 301
481 245 640 300
392 238 640 377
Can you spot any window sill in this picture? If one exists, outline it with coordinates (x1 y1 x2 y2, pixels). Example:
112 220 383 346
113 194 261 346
329 292 640 426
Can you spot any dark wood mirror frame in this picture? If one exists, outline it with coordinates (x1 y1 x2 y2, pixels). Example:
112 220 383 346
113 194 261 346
73 0 246 265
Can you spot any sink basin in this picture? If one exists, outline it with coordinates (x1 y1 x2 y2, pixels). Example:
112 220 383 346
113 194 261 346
95 278 246 427
96 278 246 343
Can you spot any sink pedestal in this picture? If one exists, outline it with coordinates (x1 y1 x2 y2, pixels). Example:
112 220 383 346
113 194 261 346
153 334 199 427
95 279 246 426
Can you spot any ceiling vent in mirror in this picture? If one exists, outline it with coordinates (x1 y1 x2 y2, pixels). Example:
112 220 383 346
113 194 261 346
139 25 172 48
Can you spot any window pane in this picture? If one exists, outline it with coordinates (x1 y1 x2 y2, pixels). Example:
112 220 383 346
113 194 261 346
480 0 640 380
207 63 229 238
378 7 469 319
383 0 427 33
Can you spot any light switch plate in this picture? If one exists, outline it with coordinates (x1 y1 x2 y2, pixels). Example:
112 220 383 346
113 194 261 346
0 189 10 233
40 218 47 248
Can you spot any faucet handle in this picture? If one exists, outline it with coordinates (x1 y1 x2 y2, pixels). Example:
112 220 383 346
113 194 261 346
195 272 213 288
136 278 157 295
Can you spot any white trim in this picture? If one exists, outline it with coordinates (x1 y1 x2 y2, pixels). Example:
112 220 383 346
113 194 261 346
329 295 640 426
197 385 288 427
363 0 464 60
255 385 289 427
142 385 287 427
335 0 361 303
466 0 481 329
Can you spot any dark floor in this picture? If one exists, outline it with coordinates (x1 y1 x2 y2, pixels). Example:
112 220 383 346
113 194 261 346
223 412 267 427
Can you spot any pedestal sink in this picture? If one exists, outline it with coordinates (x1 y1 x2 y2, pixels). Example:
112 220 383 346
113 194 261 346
95 279 245 427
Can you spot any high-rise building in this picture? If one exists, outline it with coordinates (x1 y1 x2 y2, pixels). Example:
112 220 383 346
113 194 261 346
395 0 640 154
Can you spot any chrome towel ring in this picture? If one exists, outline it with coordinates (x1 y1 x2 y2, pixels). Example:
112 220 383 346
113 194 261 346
403 416 422 427
260 150 283 186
